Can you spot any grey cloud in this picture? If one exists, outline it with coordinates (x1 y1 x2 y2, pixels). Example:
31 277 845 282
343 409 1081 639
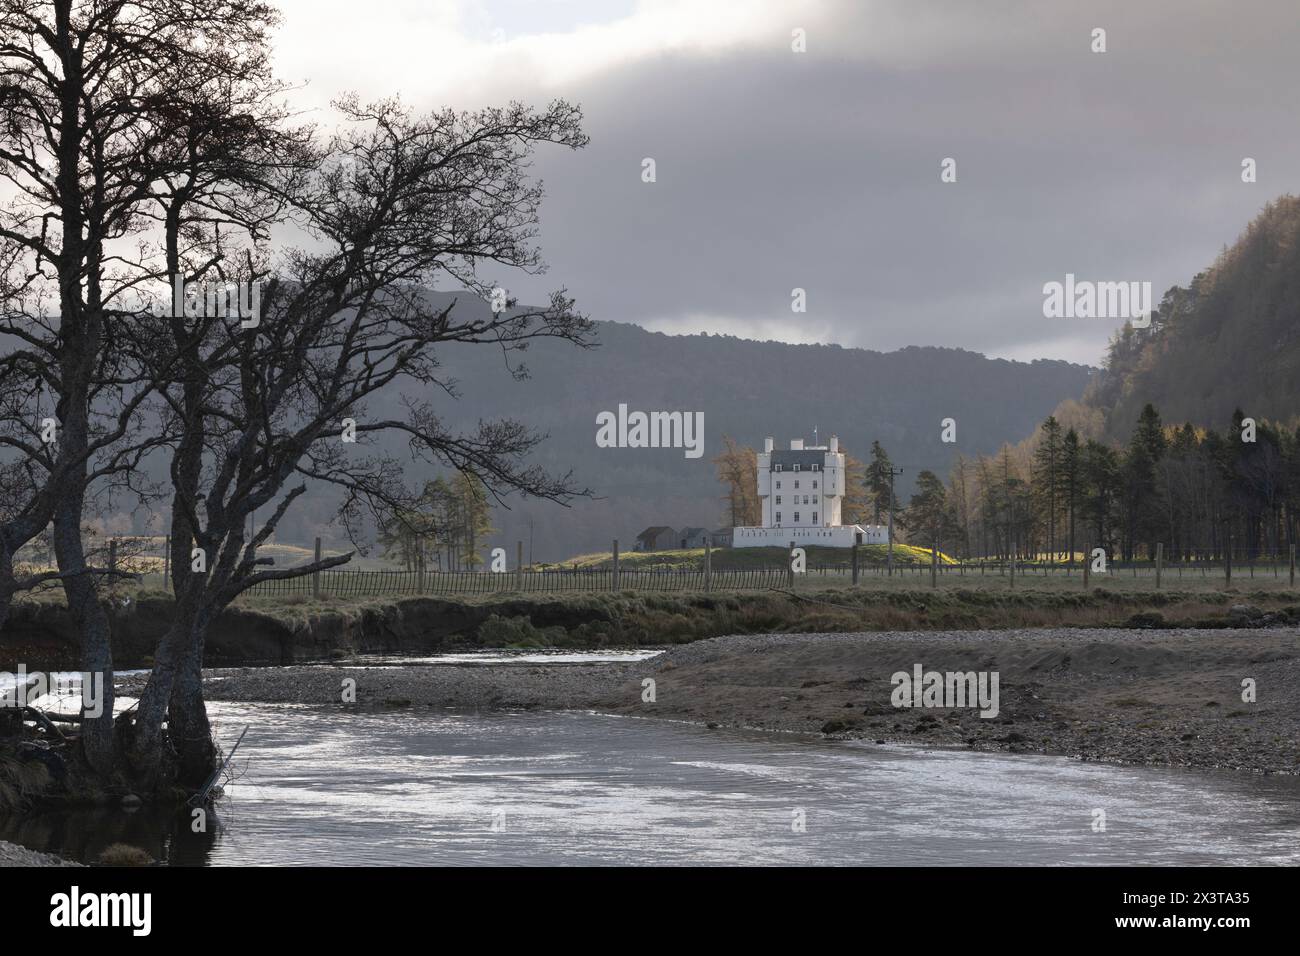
495 0 1300 365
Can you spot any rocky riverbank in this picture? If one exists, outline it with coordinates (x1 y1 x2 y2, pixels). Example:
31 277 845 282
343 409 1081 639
179 626 1300 775
0 839 79 867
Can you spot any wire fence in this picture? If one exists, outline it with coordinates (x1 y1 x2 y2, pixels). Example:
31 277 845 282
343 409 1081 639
37 537 1298 597
236 566 801 596
224 547 1299 596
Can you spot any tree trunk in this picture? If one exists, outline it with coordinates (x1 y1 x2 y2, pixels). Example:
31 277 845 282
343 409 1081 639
127 588 202 778
0 544 15 634
52 501 117 777
168 613 218 791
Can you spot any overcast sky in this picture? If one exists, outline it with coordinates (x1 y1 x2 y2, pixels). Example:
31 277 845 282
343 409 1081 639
269 0 1300 366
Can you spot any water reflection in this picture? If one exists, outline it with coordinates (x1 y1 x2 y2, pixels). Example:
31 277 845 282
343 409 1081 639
0 802 217 866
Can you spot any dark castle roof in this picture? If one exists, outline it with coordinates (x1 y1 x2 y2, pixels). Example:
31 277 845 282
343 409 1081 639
769 449 828 471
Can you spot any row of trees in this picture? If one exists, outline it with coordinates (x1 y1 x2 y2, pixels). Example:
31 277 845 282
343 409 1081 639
899 406 1300 563
1 1 588 794
378 474 493 571
714 405 1300 563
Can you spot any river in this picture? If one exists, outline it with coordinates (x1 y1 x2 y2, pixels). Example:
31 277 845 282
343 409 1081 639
3 700 1298 865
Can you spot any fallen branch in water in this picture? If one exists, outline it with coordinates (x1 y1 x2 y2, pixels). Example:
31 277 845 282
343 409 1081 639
191 724 249 806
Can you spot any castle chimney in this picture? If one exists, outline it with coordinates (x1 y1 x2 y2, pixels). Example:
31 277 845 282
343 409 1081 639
829 435 839 453
790 439 804 450
764 437 774 453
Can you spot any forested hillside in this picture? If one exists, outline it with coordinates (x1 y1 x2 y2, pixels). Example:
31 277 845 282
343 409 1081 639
1086 196 1300 441
939 198 1300 566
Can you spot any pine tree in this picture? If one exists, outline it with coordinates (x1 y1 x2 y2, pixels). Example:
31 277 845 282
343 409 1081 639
1061 428 1081 565
903 470 953 551
1032 416 1064 561
1121 404 1168 559
1081 440 1121 556
867 440 894 525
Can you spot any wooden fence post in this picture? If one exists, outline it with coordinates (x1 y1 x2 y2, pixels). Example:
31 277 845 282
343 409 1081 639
1082 542 1090 590
162 534 171 592
1225 536 1232 588
1291 543 1296 588
313 536 322 598
930 541 938 588
417 538 426 594
704 539 712 592
788 541 795 589
852 543 859 585
517 541 524 591
1155 542 1163 590
108 539 117 587
612 540 620 591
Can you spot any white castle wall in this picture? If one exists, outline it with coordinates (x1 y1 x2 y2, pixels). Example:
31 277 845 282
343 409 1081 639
731 524 889 549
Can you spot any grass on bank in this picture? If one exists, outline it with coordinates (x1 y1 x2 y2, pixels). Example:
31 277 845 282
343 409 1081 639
446 586 1300 649
541 543 958 570
10 579 1299 659
11 539 380 579
9 552 1300 618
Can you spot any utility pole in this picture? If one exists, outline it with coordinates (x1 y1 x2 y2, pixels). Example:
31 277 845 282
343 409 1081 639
1225 533 1233 588
886 467 903 576
313 536 322 599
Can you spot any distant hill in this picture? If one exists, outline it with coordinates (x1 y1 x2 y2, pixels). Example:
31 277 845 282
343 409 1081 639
278 305 1093 562
1084 196 1300 440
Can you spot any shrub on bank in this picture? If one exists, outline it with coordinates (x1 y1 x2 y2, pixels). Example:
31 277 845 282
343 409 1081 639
0 752 51 814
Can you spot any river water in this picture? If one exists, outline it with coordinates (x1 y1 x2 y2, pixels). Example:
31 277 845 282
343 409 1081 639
4 703 1298 866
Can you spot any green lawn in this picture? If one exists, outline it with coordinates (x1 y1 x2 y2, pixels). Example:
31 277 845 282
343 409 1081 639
540 543 957 570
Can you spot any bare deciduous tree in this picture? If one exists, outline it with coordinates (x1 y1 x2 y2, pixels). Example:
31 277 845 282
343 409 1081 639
127 98 592 788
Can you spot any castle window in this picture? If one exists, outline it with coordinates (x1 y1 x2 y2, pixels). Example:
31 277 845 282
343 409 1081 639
775 496 782 505
774 464 782 472
776 480 781 489
794 480 800 489
813 513 819 524
794 512 801 523
812 464 820 471
793 464 800 472
813 480 818 489
776 512 782 524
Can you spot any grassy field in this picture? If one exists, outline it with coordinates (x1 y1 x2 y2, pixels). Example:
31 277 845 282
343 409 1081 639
541 543 958 570
13 562 1298 612
13 537 383 583
11 537 1296 605
179 583 1300 644
9 555 1296 606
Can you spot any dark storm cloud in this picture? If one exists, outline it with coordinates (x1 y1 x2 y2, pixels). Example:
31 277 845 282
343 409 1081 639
496 0 1300 365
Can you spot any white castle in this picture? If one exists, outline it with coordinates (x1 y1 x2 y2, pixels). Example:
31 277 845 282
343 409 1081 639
732 434 889 549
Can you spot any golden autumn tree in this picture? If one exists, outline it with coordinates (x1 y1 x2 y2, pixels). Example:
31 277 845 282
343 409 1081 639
713 436 761 527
